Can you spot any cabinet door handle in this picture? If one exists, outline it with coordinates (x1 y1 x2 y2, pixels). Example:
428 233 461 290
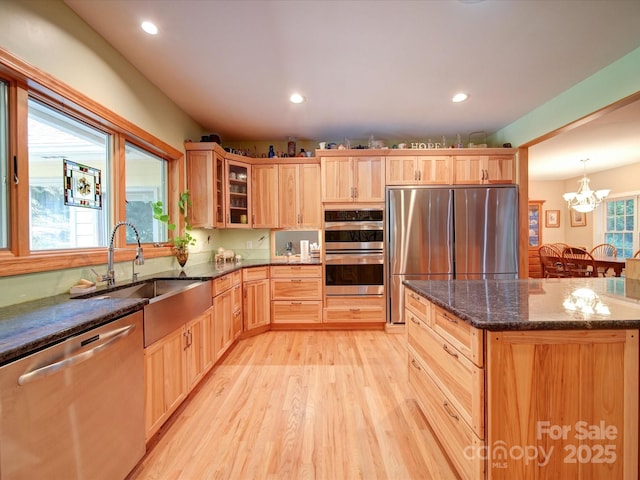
442 344 459 359
183 331 190 350
13 155 19 185
418 170 422 181
443 401 459 421
442 313 458 324
410 358 421 370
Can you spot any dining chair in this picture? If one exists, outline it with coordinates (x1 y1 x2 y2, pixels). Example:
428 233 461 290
590 243 617 276
562 247 597 277
634 249 640 259
539 244 566 278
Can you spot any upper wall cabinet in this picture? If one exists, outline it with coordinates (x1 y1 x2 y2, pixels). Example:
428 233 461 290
452 154 515 185
278 163 322 228
252 164 278 228
226 159 252 228
321 156 385 203
186 145 225 228
386 155 452 185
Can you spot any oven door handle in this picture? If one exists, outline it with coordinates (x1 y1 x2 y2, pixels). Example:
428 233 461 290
325 253 384 264
324 222 383 231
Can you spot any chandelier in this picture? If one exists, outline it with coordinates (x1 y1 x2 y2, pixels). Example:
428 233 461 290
562 158 610 213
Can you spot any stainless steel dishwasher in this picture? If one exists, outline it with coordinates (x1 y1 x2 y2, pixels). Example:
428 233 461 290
0 311 145 480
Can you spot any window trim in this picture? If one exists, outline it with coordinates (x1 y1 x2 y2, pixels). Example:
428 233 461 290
0 48 184 277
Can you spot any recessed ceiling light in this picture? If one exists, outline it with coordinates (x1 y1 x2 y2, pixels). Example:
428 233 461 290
141 21 158 35
289 93 305 104
452 93 469 103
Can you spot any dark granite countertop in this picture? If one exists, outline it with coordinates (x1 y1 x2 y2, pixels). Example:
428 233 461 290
0 259 322 366
404 277 640 331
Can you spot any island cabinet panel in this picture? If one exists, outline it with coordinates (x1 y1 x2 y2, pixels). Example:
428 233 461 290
405 289 431 325
432 304 484 367
408 351 485 480
409 317 484 438
486 330 638 480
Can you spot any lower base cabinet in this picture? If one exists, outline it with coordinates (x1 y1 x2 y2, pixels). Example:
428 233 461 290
323 296 386 324
243 267 270 332
144 306 213 441
271 265 322 324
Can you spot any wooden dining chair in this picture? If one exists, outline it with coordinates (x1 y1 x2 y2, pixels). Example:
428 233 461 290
539 244 566 278
634 249 640 259
562 247 598 277
590 243 617 276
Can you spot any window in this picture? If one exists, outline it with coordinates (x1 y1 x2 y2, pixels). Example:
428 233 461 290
28 99 110 250
0 80 7 249
604 196 637 258
125 142 168 244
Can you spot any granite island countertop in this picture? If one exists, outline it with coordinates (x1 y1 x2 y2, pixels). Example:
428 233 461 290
404 277 640 331
0 259 322 366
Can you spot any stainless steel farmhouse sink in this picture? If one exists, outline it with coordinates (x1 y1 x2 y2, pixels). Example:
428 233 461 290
75 279 212 347
95 279 201 302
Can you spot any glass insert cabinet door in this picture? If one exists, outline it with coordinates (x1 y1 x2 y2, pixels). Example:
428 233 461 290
528 200 544 247
226 160 251 227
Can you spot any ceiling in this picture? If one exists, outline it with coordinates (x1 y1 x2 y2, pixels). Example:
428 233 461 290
64 0 640 181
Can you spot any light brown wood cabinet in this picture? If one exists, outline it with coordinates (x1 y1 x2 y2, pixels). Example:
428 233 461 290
452 154 515 185
226 159 252 227
252 164 279 228
144 326 187 441
185 147 225 228
278 163 322 228
386 155 452 185
270 265 322 324
321 156 385 203
323 296 386 324
212 271 242 359
407 290 639 480
243 266 270 332
185 307 213 390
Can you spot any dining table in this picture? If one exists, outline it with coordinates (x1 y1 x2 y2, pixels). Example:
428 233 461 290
591 254 627 277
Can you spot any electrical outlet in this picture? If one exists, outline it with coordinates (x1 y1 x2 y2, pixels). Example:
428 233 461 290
246 241 252 249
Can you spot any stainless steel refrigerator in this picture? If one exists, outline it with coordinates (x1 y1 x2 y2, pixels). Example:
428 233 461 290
387 186 519 323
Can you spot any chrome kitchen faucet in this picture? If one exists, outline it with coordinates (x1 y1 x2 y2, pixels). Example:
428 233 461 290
97 221 145 286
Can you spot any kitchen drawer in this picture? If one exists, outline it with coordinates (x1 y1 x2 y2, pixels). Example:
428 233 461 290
433 305 484 367
271 278 322 300
243 266 269 282
271 301 322 324
324 296 385 323
270 265 322 278
408 318 484 438
231 270 242 286
212 273 233 296
408 351 484 480
404 289 430 325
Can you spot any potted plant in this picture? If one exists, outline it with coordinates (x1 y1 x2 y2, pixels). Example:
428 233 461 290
152 190 196 267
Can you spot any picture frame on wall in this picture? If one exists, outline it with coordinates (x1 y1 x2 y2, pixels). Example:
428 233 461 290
570 210 587 227
545 210 560 228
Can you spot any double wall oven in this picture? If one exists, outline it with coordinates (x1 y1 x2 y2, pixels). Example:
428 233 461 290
324 209 384 297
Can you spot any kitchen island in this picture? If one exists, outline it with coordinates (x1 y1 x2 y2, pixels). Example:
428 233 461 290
404 277 640 480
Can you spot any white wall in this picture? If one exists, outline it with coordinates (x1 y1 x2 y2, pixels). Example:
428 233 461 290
529 162 640 252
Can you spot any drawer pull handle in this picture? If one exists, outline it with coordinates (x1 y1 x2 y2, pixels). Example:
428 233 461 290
290 279 302 283
410 358 421 370
291 302 302 305
410 293 419 300
443 401 459 421
442 313 458 324
442 344 458 359
349 308 360 312
410 316 420 325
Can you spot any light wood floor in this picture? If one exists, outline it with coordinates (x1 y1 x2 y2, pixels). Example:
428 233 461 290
127 330 459 480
